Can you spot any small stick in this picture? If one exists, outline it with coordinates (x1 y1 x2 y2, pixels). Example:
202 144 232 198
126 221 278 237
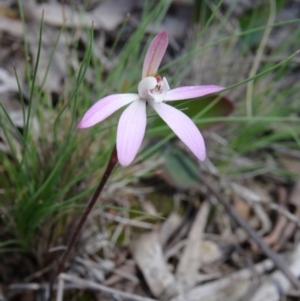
50 145 118 294
201 176 300 290
60 273 158 301
56 275 64 301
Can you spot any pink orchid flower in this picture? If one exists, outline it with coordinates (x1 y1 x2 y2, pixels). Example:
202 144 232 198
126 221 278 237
77 30 224 166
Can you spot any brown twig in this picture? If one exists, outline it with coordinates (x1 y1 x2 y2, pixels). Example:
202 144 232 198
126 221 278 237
201 176 300 290
50 145 118 295
59 273 159 301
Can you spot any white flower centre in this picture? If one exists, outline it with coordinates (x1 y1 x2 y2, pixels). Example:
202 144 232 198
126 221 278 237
138 75 170 103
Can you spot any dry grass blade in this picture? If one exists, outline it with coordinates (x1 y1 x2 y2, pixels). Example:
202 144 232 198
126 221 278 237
98 211 154 230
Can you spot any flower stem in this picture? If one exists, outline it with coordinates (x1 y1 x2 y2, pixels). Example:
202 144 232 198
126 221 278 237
52 145 118 281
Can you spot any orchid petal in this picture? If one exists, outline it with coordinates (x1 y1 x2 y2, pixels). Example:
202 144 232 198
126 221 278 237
150 102 206 161
142 30 168 78
117 99 147 166
77 94 139 128
164 85 224 101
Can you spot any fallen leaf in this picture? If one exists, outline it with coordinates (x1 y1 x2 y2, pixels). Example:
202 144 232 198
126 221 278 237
131 232 179 299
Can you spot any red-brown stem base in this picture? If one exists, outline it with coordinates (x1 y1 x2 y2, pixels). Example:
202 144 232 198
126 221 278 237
50 145 118 294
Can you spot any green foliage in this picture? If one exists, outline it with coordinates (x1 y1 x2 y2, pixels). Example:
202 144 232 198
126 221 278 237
194 0 213 25
0 0 174 253
239 0 287 48
0 0 299 263
161 146 201 190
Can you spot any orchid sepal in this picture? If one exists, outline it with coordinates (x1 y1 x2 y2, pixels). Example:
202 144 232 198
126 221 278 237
142 30 168 78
